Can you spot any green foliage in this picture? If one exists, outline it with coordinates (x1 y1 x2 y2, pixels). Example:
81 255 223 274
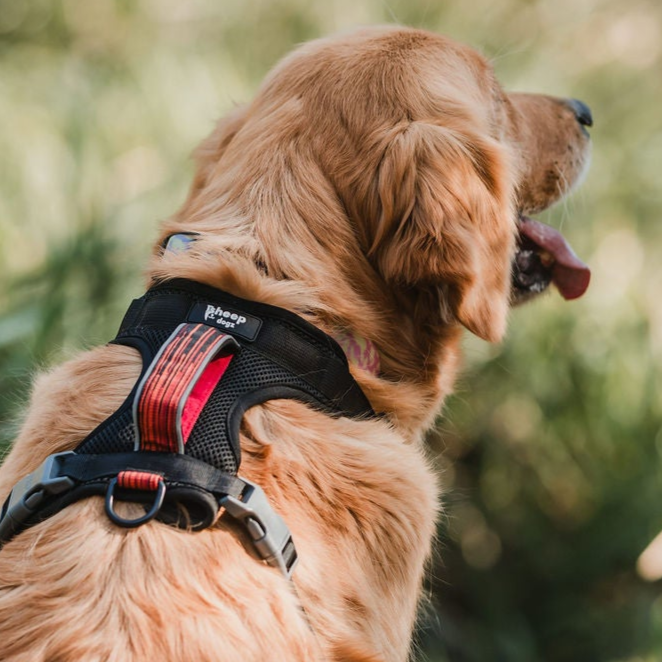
0 1 660 660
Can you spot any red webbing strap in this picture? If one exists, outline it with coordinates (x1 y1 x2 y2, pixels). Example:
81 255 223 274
117 470 163 491
133 323 237 453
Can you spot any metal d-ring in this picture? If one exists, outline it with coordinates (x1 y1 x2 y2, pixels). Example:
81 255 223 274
104 476 166 528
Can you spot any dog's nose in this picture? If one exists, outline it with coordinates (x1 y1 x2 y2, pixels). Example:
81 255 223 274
566 98 593 128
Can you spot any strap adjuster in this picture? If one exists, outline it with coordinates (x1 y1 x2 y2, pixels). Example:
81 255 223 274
0 452 76 542
221 479 298 579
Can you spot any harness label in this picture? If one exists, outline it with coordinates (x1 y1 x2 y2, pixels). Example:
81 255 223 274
188 302 262 341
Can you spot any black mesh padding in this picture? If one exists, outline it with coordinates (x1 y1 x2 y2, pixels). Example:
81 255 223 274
76 327 173 456
186 346 333 473
78 409 135 455
74 280 376 478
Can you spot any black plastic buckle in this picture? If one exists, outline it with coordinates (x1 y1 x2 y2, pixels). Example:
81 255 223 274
221 479 298 579
0 452 76 544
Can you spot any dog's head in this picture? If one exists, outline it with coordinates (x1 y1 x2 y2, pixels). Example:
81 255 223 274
166 26 591 357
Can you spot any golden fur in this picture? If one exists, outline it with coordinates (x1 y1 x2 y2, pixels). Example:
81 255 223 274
0 27 590 662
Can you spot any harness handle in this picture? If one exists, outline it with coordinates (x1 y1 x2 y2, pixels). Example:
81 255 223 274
132 323 239 454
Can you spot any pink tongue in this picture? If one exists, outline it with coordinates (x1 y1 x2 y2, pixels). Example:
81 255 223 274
519 216 591 300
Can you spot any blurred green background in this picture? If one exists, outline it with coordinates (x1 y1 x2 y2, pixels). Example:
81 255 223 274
0 0 660 660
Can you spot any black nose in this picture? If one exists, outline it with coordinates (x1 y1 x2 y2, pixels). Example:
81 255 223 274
566 98 593 127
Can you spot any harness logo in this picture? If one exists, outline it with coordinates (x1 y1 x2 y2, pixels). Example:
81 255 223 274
204 305 247 329
188 301 262 341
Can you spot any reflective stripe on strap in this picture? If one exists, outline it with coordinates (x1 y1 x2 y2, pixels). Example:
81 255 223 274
132 323 239 453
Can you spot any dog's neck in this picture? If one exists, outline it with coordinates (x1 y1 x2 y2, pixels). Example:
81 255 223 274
159 233 382 376
150 232 461 439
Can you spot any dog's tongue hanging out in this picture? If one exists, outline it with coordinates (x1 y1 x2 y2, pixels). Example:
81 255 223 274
518 216 591 300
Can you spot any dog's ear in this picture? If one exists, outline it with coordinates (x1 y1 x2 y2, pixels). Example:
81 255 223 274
189 105 248 193
368 121 516 342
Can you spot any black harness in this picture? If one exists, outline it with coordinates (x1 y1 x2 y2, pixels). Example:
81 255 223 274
0 278 375 577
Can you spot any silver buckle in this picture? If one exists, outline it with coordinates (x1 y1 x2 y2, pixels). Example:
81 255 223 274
221 479 298 579
0 452 76 543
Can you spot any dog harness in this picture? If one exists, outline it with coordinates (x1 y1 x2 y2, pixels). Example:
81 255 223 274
0 275 375 578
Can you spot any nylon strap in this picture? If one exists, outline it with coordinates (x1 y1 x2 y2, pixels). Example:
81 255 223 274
133 323 238 454
57 451 247 497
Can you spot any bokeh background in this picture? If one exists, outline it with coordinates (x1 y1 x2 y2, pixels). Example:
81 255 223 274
0 0 660 660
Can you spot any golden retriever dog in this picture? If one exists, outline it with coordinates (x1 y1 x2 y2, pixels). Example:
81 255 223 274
0 26 591 662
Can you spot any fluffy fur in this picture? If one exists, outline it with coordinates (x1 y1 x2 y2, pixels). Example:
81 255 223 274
0 27 590 662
